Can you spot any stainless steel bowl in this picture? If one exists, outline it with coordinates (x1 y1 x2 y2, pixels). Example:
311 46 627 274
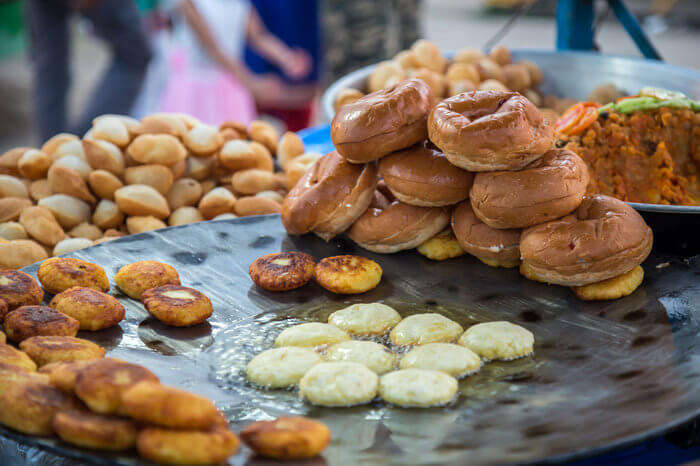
321 50 700 218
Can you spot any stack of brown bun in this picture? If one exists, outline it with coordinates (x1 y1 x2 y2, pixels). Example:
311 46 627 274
283 78 654 301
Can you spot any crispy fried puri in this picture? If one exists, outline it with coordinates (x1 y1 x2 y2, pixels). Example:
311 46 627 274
249 252 315 291
39 359 101 392
74 358 159 415
53 410 139 451
19 336 105 367
240 417 331 460
0 270 43 311
49 286 125 331
314 255 383 294
0 344 37 372
137 426 239 465
3 306 80 343
0 381 82 436
122 381 220 429
140 285 212 327
114 260 180 299
37 257 110 294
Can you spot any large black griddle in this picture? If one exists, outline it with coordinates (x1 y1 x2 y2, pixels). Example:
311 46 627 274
0 215 699 465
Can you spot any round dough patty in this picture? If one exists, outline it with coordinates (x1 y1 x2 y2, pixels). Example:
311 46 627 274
299 362 378 407
379 369 458 407
458 321 534 361
399 343 481 378
323 341 396 374
389 313 463 346
275 323 350 348
328 303 401 336
246 347 321 389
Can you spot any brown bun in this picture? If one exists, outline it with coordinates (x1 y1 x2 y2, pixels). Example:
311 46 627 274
470 148 589 229
451 200 520 268
282 152 377 241
331 79 434 163
428 90 554 171
520 195 653 286
378 141 473 206
347 188 450 253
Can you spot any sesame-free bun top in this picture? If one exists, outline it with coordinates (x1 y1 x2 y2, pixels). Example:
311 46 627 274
331 79 435 163
347 187 450 254
281 151 377 241
520 194 653 286
451 200 520 267
470 148 589 229
428 90 554 171
378 141 473 207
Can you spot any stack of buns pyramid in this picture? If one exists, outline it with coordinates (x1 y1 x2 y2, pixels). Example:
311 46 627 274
282 75 653 300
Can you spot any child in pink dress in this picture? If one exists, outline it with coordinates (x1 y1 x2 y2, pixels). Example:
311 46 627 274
158 0 310 125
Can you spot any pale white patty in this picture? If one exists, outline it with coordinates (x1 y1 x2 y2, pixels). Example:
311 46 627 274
389 313 463 346
299 362 378 407
458 321 534 361
328 303 402 336
275 322 350 348
245 347 321 388
323 340 396 374
399 343 481 378
379 369 458 407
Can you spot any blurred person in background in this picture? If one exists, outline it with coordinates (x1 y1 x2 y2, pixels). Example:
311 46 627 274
24 0 152 141
154 0 311 126
244 0 318 132
322 0 421 83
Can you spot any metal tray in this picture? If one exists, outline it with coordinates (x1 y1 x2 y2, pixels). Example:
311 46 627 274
1 215 699 465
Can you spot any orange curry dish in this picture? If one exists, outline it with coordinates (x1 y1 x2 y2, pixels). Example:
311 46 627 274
555 97 699 206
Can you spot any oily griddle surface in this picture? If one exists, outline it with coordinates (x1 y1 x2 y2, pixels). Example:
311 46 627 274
1 215 699 465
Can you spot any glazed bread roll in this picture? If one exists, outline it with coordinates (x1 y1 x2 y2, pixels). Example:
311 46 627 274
428 90 554 171
378 141 473 207
520 194 653 286
281 151 377 241
470 148 589 229
331 79 435 164
347 188 450 253
451 200 520 268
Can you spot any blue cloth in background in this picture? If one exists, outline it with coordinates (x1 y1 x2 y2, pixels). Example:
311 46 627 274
244 0 320 84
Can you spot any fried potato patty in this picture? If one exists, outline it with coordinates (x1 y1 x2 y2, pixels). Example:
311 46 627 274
0 363 49 393
140 285 213 327
240 417 331 460
19 336 105 367
114 260 180 299
137 427 239 465
53 410 139 451
37 257 109 294
0 330 5 345
3 306 80 343
49 286 125 331
74 358 159 415
39 359 100 392
0 343 37 372
0 270 43 311
458 321 534 361
122 381 220 429
0 381 81 435
416 229 465 261
275 322 350 348
327 302 401 336
314 255 382 294
389 313 463 346
249 252 316 291
571 265 644 301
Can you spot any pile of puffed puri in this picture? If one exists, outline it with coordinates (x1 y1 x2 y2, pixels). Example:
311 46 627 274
0 113 321 269
0 260 332 463
282 80 654 301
